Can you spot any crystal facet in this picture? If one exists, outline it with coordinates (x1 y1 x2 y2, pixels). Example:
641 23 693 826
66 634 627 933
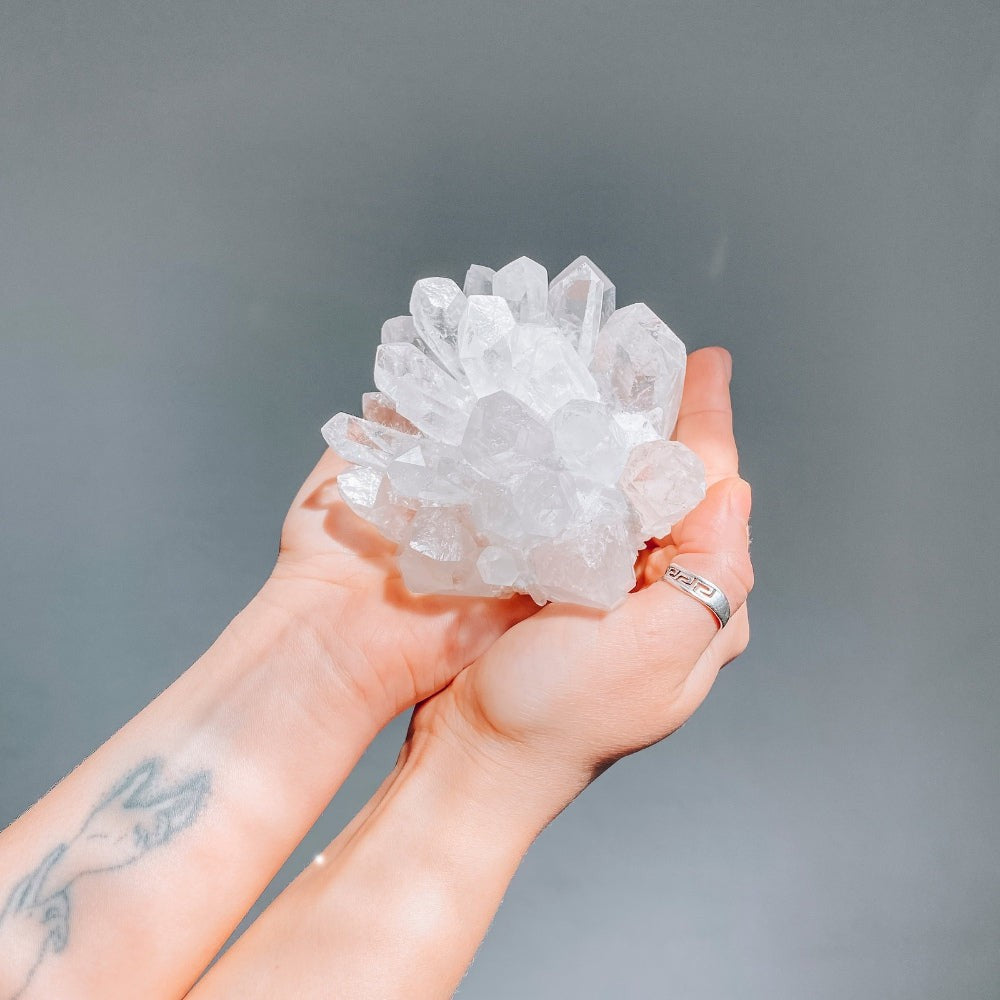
324 255 705 609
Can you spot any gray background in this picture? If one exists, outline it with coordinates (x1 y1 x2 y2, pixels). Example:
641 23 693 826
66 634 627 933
1 2 998 997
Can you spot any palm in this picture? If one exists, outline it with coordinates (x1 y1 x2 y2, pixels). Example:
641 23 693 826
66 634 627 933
410 348 752 772
271 449 537 710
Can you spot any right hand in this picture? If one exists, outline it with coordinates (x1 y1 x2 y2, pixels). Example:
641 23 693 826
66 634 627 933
409 348 754 808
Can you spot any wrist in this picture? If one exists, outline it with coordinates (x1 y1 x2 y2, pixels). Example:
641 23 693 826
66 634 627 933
194 583 385 784
246 575 400 734
402 698 587 845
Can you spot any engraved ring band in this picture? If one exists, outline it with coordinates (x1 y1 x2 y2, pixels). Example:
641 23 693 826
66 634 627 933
662 563 732 629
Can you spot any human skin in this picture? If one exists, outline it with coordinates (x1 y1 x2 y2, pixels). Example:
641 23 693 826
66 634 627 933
189 347 753 999
0 427 537 998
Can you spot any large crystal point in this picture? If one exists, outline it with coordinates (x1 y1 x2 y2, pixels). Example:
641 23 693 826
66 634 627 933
547 255 616 365
492 255 548 323
590 302 687 436
380 314 454 377
324 255 706 610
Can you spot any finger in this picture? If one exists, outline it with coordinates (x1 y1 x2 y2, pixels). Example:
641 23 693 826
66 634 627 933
673 347 739 485
624 476 753 670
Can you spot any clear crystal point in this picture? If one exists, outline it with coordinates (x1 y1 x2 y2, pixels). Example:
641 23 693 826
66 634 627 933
547 255 616 365
458 295 518 397
321 411 419 468
361 390 419 434
590 302 687 436
409 277 467 374
463 264 495 297
492 256 548 323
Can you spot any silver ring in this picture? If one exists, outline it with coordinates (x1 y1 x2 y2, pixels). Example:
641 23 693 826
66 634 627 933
662 563 731 628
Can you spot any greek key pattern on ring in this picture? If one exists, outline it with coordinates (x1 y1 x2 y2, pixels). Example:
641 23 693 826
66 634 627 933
665 564 721 599
662 563 731 628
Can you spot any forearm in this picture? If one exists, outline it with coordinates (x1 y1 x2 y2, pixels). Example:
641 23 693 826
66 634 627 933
0 580 380 1000
189 726 567 1000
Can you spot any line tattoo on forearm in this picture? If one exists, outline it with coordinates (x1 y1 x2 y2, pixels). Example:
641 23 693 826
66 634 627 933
0 758 210 999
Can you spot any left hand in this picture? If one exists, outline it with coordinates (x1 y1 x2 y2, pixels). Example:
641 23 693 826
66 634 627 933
262 445 539 730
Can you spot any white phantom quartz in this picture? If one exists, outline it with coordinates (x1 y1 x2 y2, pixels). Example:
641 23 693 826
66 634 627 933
322 255 706 610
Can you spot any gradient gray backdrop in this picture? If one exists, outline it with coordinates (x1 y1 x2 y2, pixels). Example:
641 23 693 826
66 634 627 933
2 3 998 997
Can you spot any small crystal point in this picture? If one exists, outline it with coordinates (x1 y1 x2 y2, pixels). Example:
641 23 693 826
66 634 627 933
409 277 467 374
321 411 419 468
547 255 616 365
620 439 706 538
463 264 495 297
362 391 420 434
492 256 548 323
590 302 687 436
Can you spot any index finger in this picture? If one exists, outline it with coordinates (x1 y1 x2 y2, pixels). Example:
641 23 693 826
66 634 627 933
673 347 739 485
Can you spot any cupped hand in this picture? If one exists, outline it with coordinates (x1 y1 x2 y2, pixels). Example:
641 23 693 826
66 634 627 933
263 435 539 728
409 347 754 802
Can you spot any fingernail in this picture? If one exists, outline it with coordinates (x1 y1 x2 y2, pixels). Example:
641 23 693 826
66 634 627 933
728 479 751 521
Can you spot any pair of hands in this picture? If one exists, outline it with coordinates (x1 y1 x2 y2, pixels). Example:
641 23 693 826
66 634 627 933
270 347 753 812
0 345 750 1000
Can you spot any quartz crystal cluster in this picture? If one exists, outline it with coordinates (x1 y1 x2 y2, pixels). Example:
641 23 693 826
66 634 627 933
322 256 706 609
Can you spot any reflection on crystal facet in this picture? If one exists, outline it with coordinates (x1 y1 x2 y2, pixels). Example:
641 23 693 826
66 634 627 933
324 255 705 609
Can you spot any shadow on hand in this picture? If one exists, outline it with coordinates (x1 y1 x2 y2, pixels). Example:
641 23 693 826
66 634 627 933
304 474 539 624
